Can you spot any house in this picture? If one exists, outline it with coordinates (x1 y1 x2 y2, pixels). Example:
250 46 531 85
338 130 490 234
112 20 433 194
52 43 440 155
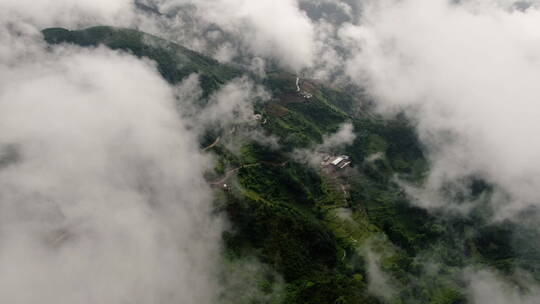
338 160 351 169
329 155 351 169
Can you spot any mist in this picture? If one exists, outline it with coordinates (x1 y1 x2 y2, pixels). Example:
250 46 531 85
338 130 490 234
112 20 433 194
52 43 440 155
0 2 223 299
292 122 356 167
341 0 540 220
465 268 540 303
0 46 222 304
4 0 540 302
336 0 540 301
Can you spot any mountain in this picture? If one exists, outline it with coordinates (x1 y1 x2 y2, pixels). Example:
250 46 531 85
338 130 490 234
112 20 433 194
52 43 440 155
41 26 540 304
42 26 241 96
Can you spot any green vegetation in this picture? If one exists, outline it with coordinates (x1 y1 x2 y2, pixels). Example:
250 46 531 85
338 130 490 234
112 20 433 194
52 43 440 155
42 26 540 304
42 26 240 96
259 72 351 150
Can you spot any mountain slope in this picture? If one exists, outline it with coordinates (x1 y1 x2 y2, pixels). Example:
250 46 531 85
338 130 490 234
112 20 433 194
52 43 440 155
42 26 241 96
40 26 540 304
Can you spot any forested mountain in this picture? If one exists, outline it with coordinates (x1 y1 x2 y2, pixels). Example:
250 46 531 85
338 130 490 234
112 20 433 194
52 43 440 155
40 26 540 304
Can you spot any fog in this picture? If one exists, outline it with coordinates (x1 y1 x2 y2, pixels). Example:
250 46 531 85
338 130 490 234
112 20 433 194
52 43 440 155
292 122 356 166
4 0 540 302
137 0 316 71
0 0 226 301
0 0 134 29
342 0 540 219
339 0 540 301
0 42 223 303
466 269 540 303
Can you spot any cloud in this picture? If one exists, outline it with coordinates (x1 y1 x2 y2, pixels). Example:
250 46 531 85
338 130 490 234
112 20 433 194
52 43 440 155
466 268 540 304
6 0 540 302
321 121 356 148
292 122 356 166
0 29 222 304
196 0 316 71
299 0 354 20
203 77 269 128
133 0 358 83
172 73 279 156
0 0 135 29
139 0 316 71
341 0 540 219
361 239 398 302
174 74 270 132
218 257 286 304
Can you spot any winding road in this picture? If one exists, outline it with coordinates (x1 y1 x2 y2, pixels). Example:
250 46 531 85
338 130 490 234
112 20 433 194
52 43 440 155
202 136 221 151
202 136 289 186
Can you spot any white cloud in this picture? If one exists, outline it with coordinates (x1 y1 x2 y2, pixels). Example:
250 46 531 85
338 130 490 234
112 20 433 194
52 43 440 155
292 122 356 166
174 74 269 131
146 0 316 71
466 269 540 304
0 31 221 304
0 0 135 29
343 0 540 219
361 240 398 302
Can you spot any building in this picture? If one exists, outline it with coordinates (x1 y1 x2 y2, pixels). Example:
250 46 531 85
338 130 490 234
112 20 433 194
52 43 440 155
331 156 346 166
337 160 351 169
300 91 313 99
323 155 351 169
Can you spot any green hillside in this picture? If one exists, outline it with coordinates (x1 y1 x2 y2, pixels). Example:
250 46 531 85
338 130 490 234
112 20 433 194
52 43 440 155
42 26 240 96
41 26 540 304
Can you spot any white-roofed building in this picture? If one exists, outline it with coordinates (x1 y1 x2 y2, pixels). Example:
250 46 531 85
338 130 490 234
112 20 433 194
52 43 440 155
331 157 345 166
328 155 351 169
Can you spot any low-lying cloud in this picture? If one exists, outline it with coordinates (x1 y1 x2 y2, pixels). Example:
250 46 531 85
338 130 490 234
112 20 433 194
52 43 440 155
466 268 540 304
140 0 316 71
341 0 540 219
292 122 356 166
4 0 540 302
1 0 135 29
0 35 221 304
